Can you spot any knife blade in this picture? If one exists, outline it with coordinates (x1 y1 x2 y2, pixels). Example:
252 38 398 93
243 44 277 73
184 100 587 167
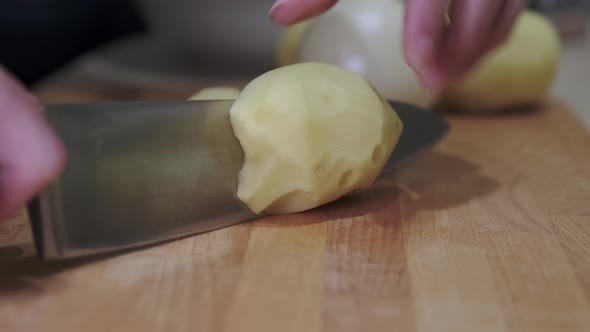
28 99 449 259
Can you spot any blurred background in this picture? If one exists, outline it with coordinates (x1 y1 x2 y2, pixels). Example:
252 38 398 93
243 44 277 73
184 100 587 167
1 0 589 123
0 0 145 86
1 0 588 86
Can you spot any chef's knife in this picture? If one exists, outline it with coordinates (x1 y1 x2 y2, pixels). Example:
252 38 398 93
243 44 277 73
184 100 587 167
28 100 449 260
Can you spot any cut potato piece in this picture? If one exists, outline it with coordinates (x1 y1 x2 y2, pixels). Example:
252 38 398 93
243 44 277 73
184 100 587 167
229 62 402 214
189 86 241 100
440 11 561 112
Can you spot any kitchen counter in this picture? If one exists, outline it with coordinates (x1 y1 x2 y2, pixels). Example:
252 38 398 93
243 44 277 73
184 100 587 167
0 35 589 332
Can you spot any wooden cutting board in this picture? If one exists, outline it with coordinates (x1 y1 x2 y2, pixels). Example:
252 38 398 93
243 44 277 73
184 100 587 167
1 62 590 332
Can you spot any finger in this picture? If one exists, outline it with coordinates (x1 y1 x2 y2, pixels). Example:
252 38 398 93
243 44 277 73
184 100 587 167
269 0 338 25
465 0 526 77
439 0 505 78
486 0 526 50
0 67 66 220
403 0 451 95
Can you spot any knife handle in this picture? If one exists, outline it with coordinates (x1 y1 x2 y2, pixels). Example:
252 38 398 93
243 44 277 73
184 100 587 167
27 196 47 259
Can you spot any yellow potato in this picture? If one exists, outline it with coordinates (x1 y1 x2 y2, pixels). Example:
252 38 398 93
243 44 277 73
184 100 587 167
440 11 561 112
229 62 402 214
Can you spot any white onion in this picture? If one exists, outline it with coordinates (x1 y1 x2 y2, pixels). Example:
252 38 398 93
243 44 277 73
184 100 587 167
295 0 432 108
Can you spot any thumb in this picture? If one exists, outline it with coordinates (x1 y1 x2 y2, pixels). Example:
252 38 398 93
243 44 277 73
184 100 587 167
269 0 338 25
0 67 66 221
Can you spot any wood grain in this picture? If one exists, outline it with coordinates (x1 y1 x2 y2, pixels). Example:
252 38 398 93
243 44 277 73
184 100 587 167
1 61 589 332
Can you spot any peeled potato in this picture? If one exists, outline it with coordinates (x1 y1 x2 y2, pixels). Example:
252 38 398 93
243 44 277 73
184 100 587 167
229 62 402 214
440 11 561 112
188 86 242 100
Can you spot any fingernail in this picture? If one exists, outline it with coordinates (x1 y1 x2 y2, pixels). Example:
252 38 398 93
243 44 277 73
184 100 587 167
408 39 440 98
417 71 445 98
416 74 434 98
408 37 435 75
417 74 437 97
269 0 289 17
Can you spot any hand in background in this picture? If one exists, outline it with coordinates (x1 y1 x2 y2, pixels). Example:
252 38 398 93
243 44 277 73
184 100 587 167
269 0 526 95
